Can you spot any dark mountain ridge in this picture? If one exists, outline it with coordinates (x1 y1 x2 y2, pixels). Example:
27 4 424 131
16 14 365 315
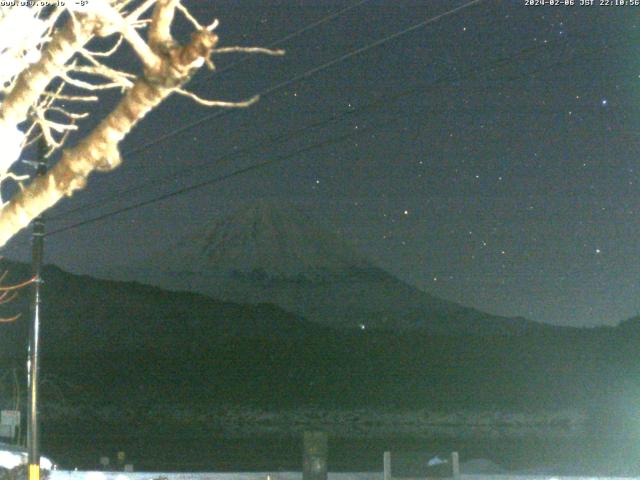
0 260 325 358
0 259 637 447
106 202 553 335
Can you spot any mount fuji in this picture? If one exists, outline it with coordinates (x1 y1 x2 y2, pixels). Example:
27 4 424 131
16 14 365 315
108 202 545 335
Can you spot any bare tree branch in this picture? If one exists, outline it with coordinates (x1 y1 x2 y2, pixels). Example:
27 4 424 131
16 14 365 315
126 0 158 23
0 24 220 245
0 314 21 324
0 14 95 132
81 34 124 57
0 263 35 323
0 1 284 247
174 89 259 108
214 46 285 56
176 2 203 30
149 0 178 49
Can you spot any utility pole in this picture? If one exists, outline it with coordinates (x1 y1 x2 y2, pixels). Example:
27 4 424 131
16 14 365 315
27 137 47 480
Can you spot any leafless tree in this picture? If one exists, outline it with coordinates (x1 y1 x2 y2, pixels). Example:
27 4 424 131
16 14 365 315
0 0 283 247
0 266 35 322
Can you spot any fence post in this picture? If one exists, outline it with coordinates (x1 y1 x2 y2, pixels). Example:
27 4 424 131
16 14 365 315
303 431 328 480
383 451 391 480
451 452 459 478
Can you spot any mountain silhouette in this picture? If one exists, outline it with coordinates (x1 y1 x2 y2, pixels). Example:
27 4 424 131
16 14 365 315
108 201 548 335
0 259 323 357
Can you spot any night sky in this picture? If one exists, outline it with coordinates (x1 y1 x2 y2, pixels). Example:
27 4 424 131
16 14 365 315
2 0 639 327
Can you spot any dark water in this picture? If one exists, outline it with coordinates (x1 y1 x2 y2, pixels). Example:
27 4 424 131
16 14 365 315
40 433 640 476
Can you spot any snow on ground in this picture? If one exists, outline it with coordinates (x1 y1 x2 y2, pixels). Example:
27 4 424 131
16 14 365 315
47 458 637 480
49 472 640 480
50 472 382 480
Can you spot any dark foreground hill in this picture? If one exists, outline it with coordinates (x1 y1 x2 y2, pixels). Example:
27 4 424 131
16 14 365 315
0 259 638 446
0 260 325 358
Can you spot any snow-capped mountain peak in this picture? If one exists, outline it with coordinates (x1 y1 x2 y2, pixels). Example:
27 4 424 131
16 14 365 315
106 201 544 334
159 201 371 279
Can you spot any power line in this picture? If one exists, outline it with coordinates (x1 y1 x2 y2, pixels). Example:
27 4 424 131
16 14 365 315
43 32 637 239
47 44 635 229
31 0 371 223
48 29 636 222
48 0 487 221
45 126 368 236
119 0 486 160
22 3 635 240
189 0 372 86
